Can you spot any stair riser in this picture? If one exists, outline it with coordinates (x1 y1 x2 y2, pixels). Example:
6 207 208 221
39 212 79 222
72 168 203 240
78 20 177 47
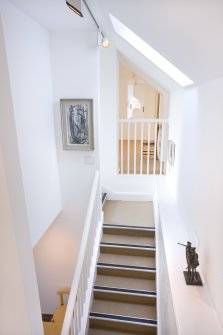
90 318 157 334
103 227 155 237
100 246 155 257
101 235 156 247
97 267 156 280
94 291 156 305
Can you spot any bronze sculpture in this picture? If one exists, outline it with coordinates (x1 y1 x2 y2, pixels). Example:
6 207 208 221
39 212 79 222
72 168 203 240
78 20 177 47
178 241 203 286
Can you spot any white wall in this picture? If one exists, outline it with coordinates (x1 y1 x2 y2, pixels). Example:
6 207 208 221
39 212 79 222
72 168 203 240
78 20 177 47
157 77 223 333
0 15 43 333
0 0 62 246
119 63 158 121
99 45 119 187
100 45 155 196
34 31 100 313
119 63 160 141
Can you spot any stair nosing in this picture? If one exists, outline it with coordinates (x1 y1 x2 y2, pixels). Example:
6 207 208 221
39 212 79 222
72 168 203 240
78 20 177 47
97 262 156 272
93 285 156 297
103 224 155 231
100 242 156 250
89 312 157 326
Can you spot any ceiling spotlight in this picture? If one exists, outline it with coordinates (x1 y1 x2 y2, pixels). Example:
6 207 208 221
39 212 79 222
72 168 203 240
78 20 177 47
66 0 110 49
98 32 110 48
102 37 110 48
66 0 83 17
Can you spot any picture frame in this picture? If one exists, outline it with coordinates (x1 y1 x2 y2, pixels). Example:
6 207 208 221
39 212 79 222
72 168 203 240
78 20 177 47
168 140 175 166
60 99 94 150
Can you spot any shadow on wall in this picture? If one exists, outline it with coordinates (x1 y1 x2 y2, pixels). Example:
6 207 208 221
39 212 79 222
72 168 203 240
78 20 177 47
33 211 82 314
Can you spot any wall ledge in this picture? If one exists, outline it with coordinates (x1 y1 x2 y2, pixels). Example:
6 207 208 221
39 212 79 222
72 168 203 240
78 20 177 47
155 179 223 335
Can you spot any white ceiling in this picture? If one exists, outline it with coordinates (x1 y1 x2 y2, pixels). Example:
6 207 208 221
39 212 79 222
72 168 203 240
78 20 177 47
8 0 95 31
8 0 223 89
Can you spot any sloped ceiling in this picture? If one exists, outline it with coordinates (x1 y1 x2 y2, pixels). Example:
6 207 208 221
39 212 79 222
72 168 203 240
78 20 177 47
9 0 223 91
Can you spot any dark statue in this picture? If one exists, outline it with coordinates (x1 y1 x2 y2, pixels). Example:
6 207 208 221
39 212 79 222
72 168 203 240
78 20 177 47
178 241 203 286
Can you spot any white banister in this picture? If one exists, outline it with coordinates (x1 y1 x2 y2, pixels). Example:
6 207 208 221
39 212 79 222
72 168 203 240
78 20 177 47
140 122 144 175
61 170 102 335
147 122 151 175
120 122 123 174
134 122 137 175
153 121 158 175
127 122 130 174
159 123 165 175
118 119 168 175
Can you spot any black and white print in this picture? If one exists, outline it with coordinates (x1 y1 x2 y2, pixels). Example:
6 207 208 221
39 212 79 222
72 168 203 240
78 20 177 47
67 104 89 145
61 99 94 150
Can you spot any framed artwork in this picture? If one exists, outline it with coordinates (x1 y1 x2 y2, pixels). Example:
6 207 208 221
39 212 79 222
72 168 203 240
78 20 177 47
168 140 175 166
60 99 94 150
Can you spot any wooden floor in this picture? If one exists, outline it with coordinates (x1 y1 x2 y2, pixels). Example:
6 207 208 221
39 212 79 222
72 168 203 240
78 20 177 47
119 140 164 175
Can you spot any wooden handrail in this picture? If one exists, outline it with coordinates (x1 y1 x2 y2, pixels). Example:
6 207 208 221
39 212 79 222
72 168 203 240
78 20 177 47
57 289 70 306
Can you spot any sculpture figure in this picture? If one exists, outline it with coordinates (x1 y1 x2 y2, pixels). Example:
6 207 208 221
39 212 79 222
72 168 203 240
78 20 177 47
178 241 202 285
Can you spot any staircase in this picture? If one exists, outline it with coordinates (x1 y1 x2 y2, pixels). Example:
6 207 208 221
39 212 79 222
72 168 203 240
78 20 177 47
88 200 157 335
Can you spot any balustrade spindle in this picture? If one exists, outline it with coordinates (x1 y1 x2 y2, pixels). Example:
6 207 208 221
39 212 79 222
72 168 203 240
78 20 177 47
118 119 168 176
140 122 144 174
134 122 137 174
153 122 158 175
147 123 151 175
127 122 130 174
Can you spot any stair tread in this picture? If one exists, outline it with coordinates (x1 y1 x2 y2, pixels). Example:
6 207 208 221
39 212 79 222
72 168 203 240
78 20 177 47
98 253 156 268
90 312 157 324
93 286 156 305
103 225 155 237
95 275 156 291
104 201 154 227
101 233 155 246
91 300 157 320
94 285 156 296
88 328 142 335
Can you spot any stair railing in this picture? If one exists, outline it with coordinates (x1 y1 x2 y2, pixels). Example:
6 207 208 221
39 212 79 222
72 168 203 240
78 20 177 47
119 118 169 175
61 170 102 335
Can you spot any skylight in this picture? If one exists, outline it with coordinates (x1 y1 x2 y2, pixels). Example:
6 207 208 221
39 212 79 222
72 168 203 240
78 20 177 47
109 14 194 87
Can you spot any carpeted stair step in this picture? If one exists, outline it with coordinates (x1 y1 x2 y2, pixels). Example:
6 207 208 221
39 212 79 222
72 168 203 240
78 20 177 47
95 274 156 292
97 262 156 280
89 312 157 335
88 328 141 335
103 224 155 237
99 252 155 268
101 232 155 247
93 285 156 305
100 242 156 257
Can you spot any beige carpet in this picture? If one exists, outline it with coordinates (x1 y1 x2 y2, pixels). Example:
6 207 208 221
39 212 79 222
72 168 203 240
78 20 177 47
104 201 155 228
88 200 156 335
